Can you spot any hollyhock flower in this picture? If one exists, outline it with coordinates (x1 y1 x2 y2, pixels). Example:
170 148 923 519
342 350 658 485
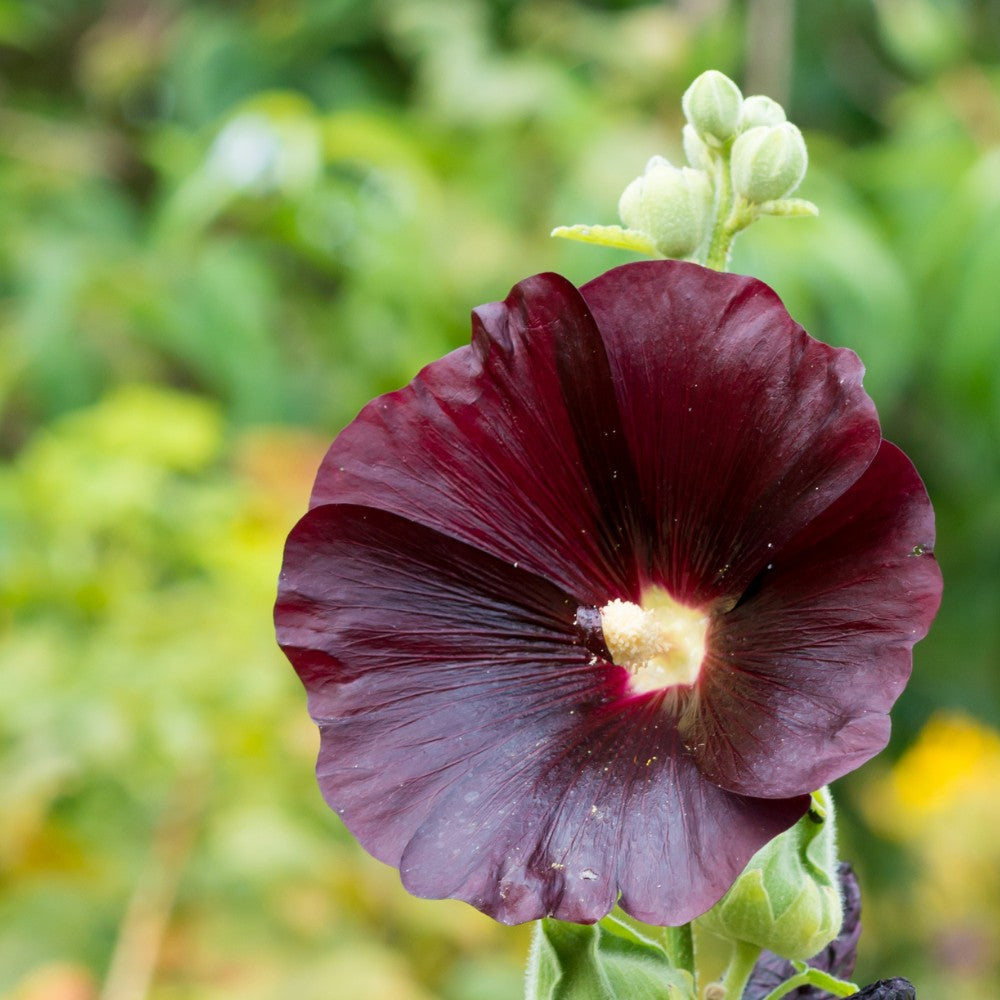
275 260 941 927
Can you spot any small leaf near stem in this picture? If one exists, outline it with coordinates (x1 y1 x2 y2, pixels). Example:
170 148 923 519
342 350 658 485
758 963 859 1000
550 224 659 256
757 198 819 218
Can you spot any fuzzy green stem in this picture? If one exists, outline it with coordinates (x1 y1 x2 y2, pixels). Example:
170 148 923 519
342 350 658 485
717 940 762 1000
662 923 696 979
704 146 735 270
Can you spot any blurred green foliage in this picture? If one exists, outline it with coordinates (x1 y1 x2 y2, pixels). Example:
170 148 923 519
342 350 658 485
1 1 998 998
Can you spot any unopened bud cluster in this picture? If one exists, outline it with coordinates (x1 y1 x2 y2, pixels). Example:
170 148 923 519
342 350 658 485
681 71 808 204
552 69 817 269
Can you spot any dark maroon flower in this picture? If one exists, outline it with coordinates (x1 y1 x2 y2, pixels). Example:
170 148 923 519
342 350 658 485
846 979 915 1000
275 260 941 926
746 862 862 999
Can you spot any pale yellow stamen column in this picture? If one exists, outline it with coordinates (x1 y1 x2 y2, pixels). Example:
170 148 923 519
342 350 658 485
599 588 708 694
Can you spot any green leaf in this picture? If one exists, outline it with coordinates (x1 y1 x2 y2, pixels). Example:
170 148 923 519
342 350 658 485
757 198 819 217
550 224 659 256
525 918 696 1000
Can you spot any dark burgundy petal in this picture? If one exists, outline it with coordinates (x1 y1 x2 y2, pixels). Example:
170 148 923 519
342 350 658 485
400 690 806 925
746 862 862 1000
580 261 881 607
276 502 806 924
608 705 808 925
685 442 942 798
276 501 601 868
308 272 646 605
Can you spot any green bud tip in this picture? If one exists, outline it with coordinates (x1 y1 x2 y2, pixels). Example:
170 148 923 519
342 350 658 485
682 70 743 147
738 94 788 130
730 121 808 204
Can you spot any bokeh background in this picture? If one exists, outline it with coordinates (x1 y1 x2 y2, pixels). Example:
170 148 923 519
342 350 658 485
2 1 999 998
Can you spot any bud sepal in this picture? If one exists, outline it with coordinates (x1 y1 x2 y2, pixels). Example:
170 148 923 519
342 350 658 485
696 788 843 962
526 915 696 1000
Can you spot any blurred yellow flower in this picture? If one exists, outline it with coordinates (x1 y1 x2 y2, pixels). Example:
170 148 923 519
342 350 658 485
875 711 1000 827
860 710 1000 990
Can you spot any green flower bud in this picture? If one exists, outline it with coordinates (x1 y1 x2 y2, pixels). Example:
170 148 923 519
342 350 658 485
696 788 843 961
738 94 787 131
617 155 668 231
618 157 713 259
731 122 808 203
682 70 743 146
682 123 713 170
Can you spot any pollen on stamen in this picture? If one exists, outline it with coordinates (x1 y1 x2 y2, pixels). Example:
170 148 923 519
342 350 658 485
599 589 708 694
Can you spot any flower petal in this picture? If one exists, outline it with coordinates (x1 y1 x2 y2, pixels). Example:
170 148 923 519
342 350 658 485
276 501 603 864
400 690 807 925
685 442 942 797
276 502 807 925
607 702 809 925
580 260 881 607
308 272 646 605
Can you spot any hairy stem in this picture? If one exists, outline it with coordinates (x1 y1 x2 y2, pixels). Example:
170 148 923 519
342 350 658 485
662 922 696 979
716 940 762 1000
705 148 735 271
